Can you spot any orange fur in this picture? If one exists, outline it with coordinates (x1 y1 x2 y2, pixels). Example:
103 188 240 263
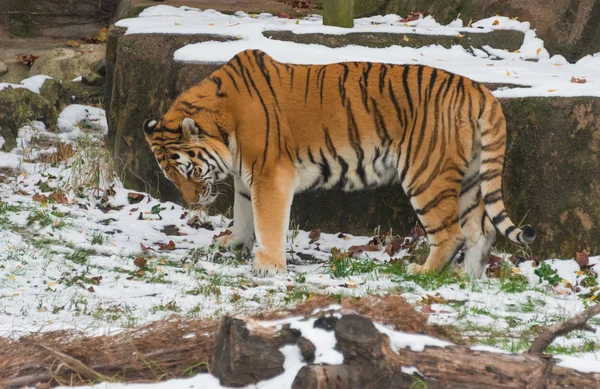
144 49 535 277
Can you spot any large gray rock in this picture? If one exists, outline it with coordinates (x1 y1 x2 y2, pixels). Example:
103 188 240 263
105 27 600 257
0 60 31 84
29 44 105 81
0 87 57 151
39 78 105 109
348 0 600 62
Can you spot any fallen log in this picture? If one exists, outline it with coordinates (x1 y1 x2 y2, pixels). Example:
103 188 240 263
211 312 600 389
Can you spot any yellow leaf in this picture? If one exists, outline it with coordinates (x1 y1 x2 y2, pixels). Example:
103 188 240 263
457 33 464 38
536 48 541 55
235 35 242 39
553 63 563 66
403 35 409 42
48 281 57 287
467 18 472 27
13 293 19 296
175 22 182 26
492 19 500 26
7 245 14 250
512 267 520 273
295 19 300 25
548 89 556 92
159 259 167 265
208 23 214 26
66 40 80 48
249 14 258 18
506 70 511 76
511 16 519 20
577 270 584 276
8 275 15 280
514 49 520 53
457 13 461 18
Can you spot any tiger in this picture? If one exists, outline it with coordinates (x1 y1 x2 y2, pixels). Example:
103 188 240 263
143 48 535 278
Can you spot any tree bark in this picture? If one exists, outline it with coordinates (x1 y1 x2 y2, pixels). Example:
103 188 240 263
323 0 354 28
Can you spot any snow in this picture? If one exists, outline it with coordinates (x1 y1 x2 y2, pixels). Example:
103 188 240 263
115 6 600 98
57 104 108 136
556 355 600 373
375 323 453 352
0 75 52 94
401 366 422 375
470 345 511 354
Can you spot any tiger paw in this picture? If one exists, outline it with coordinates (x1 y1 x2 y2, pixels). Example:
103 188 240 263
406 263 426 275
252 251 286 277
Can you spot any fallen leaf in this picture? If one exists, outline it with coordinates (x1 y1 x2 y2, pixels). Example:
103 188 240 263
49 192 68 204
87 286 95 293
8 275 15 280
536 48 541 55
422 293 447 305
15 54 40 66
548 89 556 92
492 19 500 26
403 35 410 42
347 243 378 258
134 257 147 268
343 283 358 289
506 70 511 76
158 240 176 251
575 250 590 269
457 33 464 38
140 242 153 252
399 12 422 23
90 276 102 285
309 229 321 244
467 18 472 27
278 12 292 19
127 192 145 204
213 229 232 240
32 193 48 203
570 76 587 84
421 305 437 314
385 236 405 256
67 40 80 47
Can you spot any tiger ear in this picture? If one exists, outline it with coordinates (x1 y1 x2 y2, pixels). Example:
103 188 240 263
181 117 200 140
144 119 157 135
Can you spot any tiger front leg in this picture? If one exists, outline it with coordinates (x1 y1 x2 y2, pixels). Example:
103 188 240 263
215 176 255 250
250 166 296 277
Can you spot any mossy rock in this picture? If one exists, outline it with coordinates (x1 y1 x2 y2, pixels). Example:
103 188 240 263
0 61 31 84
0 88 57 151
39 78 63 110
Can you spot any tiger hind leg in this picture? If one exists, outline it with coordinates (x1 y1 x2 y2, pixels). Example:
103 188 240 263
405 176 465 275
459 193 496 278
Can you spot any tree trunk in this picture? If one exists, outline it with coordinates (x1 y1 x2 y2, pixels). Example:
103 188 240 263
323 0 354 28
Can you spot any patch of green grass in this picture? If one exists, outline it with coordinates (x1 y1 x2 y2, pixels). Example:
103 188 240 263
90 231 110 245
500 274 530 293
470 306 499 320
151 300 181 314
65 248 95 265
534 262 561 285
520 296 547 313
325 251 380 279
283 286 312 304
546 339 600 355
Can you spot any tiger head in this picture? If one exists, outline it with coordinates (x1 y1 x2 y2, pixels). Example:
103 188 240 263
143 112 233 207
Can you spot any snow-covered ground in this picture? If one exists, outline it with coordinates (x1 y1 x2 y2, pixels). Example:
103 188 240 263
3 5 600 388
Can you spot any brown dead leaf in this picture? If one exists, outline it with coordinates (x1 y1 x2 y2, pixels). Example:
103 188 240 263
16 54 40 66
385 236 405 256
399 12 422 23
570 76 587 84
67 40 81 48
187 215 214 230
49 192 68 204
347 243 379 258
536 47 541 55
421 305 437 314
140 242 153 252
90 276 102 285
278 12 292 19
158 240 176 251
309 229 321 244
213 229 232 240
408 225 425 240
32 193 48 203
343 283 358 289
134 257 147 268
87 286 95 293
492 19 500 26
575 250 590 269
127 192 145 204
421 293 447 305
